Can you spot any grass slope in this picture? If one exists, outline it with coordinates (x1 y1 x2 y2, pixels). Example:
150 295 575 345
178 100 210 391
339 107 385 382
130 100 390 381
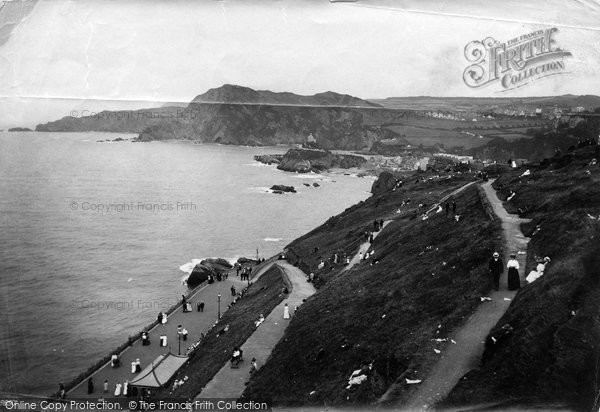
155 265 286 399
443 145 600 411
242 176 502 406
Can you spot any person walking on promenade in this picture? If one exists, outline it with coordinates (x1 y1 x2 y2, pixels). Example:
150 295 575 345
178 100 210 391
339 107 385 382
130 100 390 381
103 379 109 394
507 253 521 290
231 285 236 296
87 377 94 394
488 252 503 291
283 303 290 319
250 358 258 374
114 382 122 396
445 202 450 216
181 295 187 306
452 200 457 215
197 301 204 312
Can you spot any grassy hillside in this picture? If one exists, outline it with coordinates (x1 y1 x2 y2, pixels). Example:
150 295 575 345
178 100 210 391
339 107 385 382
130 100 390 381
242 173 503 406
443 145 600 411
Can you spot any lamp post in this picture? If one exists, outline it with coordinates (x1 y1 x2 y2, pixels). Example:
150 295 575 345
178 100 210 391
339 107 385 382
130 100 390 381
217 293 221 320
177 325 182 355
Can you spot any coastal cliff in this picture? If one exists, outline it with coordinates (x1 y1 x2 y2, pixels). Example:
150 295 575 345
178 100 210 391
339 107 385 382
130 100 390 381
35 85 393 150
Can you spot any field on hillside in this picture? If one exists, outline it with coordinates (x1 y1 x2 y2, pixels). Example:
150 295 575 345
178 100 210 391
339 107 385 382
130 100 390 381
362 112 545 148
242 175 503 406
443 145 600 411
384 125 491 149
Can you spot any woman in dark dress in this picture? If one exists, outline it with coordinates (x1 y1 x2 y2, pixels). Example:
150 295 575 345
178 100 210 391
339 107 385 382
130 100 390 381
507 253 521 290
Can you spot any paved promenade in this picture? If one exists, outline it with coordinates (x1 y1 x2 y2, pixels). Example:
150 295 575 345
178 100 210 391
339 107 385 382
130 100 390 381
68 266 270 398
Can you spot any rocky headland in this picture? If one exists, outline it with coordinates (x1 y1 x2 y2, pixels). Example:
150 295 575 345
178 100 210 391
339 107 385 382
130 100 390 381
255 148 366 173
35 85 395 150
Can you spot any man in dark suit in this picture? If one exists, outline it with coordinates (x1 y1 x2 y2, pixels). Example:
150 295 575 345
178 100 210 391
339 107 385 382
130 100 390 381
488 251 503 291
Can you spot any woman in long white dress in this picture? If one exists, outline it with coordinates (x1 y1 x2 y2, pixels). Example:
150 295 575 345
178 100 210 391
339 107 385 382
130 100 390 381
114 382 122 396
507 254 521 290
283 303 290 319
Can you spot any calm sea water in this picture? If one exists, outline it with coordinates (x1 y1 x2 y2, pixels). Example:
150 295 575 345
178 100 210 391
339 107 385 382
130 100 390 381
0 132 373 395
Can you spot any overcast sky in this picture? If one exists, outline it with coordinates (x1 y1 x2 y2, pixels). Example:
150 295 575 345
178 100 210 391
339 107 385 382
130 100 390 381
1 0 600 128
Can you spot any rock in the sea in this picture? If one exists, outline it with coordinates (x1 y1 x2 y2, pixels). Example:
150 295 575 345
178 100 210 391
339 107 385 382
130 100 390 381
270 185 296 193
254 154 283 165
276 148 366 173
303 183 311 187
187 258 233 286
371 171 397 195
187 264 217 287
201 258 233 270
313 182 320 187
237 257 258 265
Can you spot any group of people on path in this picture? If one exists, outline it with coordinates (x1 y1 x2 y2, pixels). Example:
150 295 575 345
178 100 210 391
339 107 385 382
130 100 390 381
488 251 521 291
237 265 253 281
488 251 551 291
444 199 457 217
83 376 146 398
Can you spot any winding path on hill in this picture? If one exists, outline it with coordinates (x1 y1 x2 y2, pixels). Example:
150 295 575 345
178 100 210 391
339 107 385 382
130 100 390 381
425 181 477 215
345 220 392 271
197 261 315 398
198 217 394 399
401 180 531 410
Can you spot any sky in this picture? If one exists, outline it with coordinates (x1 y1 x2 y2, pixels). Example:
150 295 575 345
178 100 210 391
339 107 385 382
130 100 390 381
1 0 600 129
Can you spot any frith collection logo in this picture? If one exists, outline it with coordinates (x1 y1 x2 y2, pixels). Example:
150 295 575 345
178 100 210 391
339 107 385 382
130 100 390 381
463 28 572 91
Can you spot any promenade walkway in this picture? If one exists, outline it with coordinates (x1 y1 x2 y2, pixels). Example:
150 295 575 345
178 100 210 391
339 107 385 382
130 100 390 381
402 180 531 410
68 265 272 398
197 262 315 399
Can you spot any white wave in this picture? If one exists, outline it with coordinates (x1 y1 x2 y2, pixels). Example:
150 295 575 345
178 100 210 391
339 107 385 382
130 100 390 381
264 237 282 242
292 173 325 179
244 162 275 167
179 256 241 277
179 258 203 274
246 186 272 194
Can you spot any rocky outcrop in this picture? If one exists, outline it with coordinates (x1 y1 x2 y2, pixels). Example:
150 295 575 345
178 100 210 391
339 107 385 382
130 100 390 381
371 171 397 195
276 148 366 173
270 185 296 194
236 257 258 266
187 258 233 287
254 154 283 164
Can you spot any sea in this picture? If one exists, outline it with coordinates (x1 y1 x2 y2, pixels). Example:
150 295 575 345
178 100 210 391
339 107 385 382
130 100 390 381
0 132 373 395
